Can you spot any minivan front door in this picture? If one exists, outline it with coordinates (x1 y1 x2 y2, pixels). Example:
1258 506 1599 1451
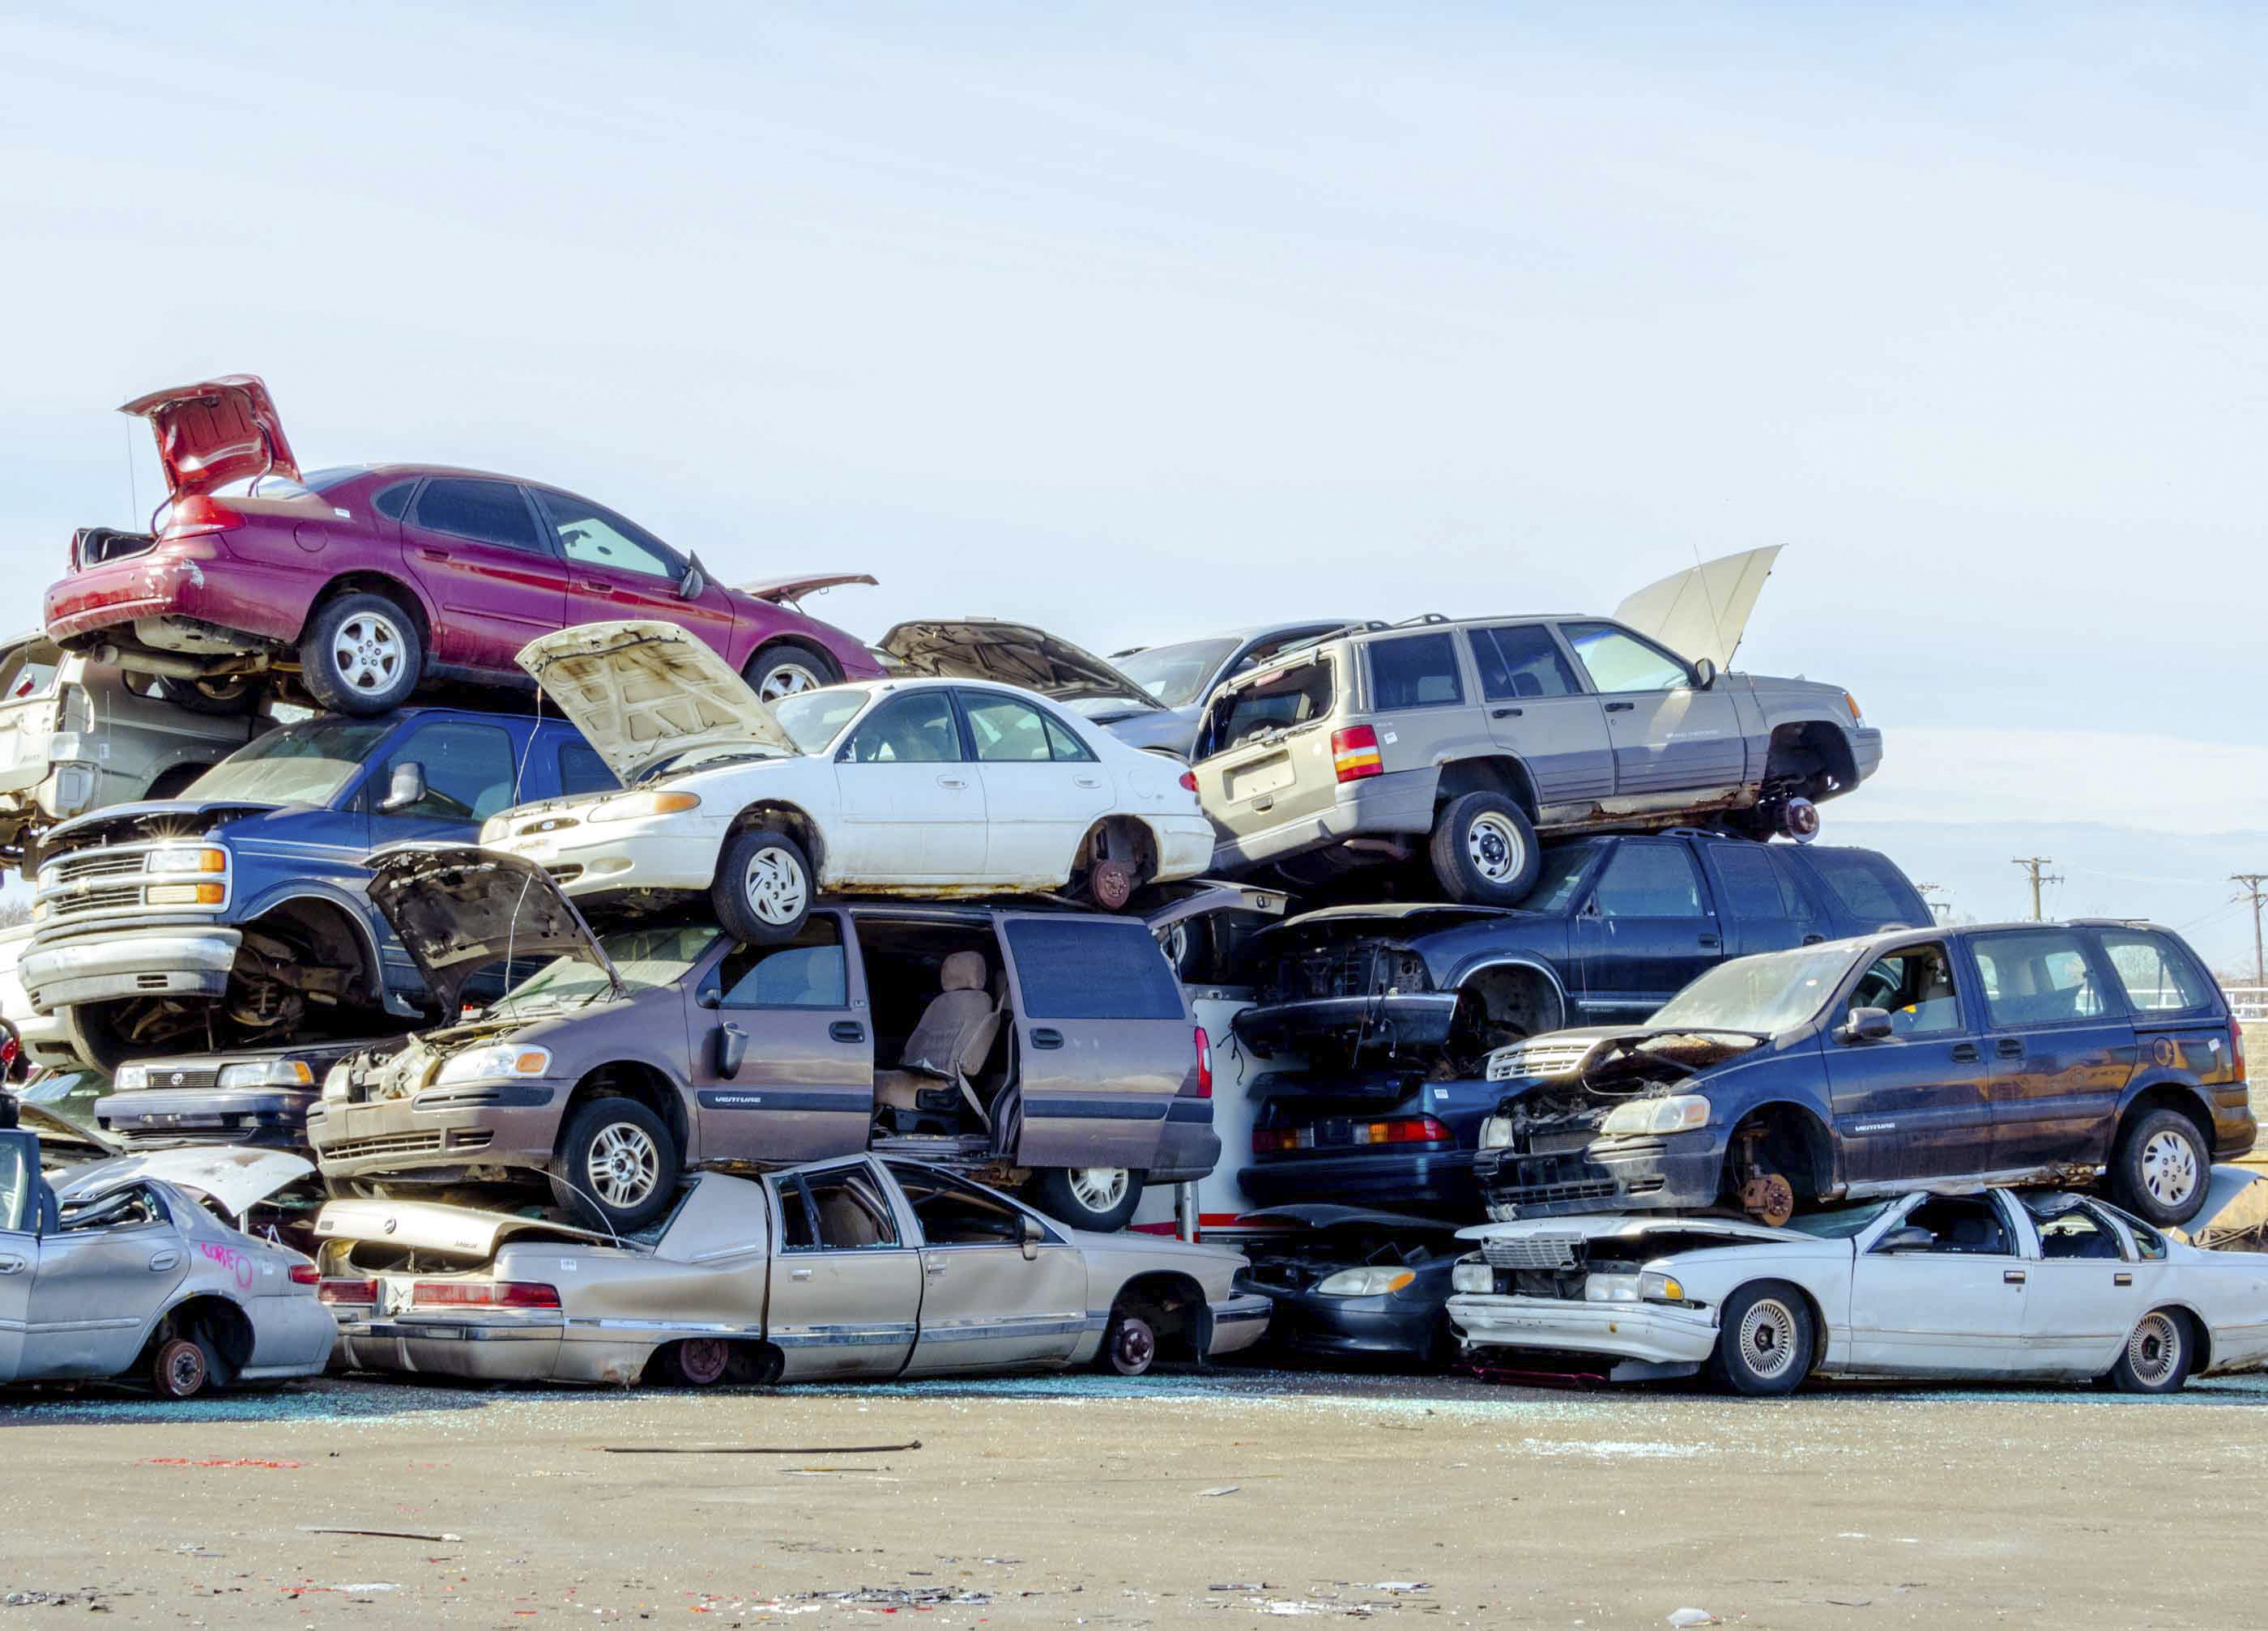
1558 622 1746 800
688 913 875 1165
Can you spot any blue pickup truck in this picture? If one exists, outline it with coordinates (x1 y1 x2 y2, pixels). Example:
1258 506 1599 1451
19 709 609 1068
1235 830 1930 1213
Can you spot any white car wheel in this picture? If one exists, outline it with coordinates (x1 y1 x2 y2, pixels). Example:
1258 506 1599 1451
2111 1307 2195 1394
744 845 810 926
1737 1298 1800 1382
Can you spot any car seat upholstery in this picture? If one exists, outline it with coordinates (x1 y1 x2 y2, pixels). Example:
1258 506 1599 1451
873 951 1005 1126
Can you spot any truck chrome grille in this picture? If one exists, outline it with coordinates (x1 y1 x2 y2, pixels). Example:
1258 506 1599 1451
1481 1234 1583 1271
1488 1037 1595 1082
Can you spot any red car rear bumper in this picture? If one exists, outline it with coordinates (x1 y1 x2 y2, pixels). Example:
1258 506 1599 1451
45 543 310 650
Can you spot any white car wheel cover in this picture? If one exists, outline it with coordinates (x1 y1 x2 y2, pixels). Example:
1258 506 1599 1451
1737 1297 1799 1380
1069 1167 1129 1212
588 1122 660 1207
1466 811 1524 882
2140 1128 2198 1207
2126 1310 2181 1386
333 611 407 693
744 845 810 924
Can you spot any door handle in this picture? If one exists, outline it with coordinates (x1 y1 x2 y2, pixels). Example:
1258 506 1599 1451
575 577 613 593
1030 1028 1065 1050
1996 1038 2024 1059
1697 935 1720 950
0 1255 24 1275
416 547 450 561
2004 1269 2027 1284
1490 706 1522 719
1950 1043 1980 1063
789 1267 813 1280
1604 701 1636 713
829 1020 866 1045
936 776 969 790
926 1262 948 1277
1074 776 1101 788
1801 933 1825 945
2114 1271 2134 1287
148 1250 181 1271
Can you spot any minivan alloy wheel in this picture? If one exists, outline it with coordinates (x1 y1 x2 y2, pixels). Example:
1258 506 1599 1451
1464 811 1526 884
743 845 810 926
2140 1129 2200 1210
332 610 408 694
587 1122 662 1208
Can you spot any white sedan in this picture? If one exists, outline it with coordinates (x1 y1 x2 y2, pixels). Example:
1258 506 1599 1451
484 621 1215 942
1445 1177 2268 1395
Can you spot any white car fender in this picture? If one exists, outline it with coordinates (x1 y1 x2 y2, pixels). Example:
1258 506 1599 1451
1642 1241 1858 1362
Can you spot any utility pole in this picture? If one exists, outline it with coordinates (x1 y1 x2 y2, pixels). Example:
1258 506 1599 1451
2235 873 2268 989
1916 883 1953 923
2011 856 2061 922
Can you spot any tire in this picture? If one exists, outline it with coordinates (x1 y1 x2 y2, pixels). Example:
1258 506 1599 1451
2110 1107 2210 1226
551 1097 680 1233
650 1338 732 1387
1710 1280 1814 1397
2108 1307 2196 1395
1027 1166 1145 1233
158 674 263 716
1097 1302 1159 1376
151 1335 215 1400
743 641 841 705
0 1018 20 1087
299 592 422 714
1428 792 1541 905
710 827 815 945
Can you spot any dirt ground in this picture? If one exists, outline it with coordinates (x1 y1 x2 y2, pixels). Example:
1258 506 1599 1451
2 1364 2262 1628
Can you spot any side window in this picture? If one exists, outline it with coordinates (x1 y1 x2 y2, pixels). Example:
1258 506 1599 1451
1972 930 2113 1028
960 692 1055 764
371 480 416 521
1470 624 1581 701
531 489 681 581
1707 844 1788 921
1041 713 1096 764
842 692 962 764
1590 842 1706 919
0 1136 29 1233
380 722 518 820
889 1165 1034 1246
2100 1203 2168 1261
556 741 619 798
716 918 849 1008
793 1169 899 1250
2027 1199 2124 1261
1846 943 1962 1036
58 1182 168 1233
1762 850 1818 921
1366 632 1464 710
1560 623 1689 692
1798 850 1916 926
1884 1195 2013 1255
2098 930 2214 1016
412 478 545 555
1003 919 1185 1020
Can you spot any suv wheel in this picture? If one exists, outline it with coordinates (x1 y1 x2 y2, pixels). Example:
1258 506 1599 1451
1028 1166 1145 1232
2110 1107 2210 1226
552 1097 680 1233
711 827 814 944
743 641 841 703
301 593 421 714
1428 792 1541 904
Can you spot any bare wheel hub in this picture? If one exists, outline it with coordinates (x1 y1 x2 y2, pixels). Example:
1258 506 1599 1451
1089 858 1135 911
1740 1173 1796 1228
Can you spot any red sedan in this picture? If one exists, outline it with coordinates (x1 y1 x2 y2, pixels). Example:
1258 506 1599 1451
47 375 882 713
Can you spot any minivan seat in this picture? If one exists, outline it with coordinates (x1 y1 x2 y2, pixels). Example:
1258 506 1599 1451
874 952 1005 1127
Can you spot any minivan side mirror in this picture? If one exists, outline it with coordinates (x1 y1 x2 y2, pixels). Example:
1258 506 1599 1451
1020 1212 1043 1261
1691 658 1718 689
1878 1225 1933 1254
1840 1006 1895 1044
714 1023 748 1080
679 554 707 601
378 761 425 814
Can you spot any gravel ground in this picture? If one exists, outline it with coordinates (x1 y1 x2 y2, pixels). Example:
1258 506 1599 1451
2 1364 2263 1627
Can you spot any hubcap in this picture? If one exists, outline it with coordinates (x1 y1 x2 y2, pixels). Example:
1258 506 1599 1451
2127 1311 2181 1386
2140 1130 2199 1207
331 611 407 694
743 845 809 925
587 1122 660 1208
1113 1319 1155 1372
1465 812 1524 883
1068 1167 1130 1213
759 662 822 702
1738 1297 1799 1380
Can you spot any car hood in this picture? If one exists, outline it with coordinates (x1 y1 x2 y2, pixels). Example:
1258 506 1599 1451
118 375 301 501
1486 1026 1765 1088
517 620 797 784
738 571 878 607
876 620 1164 714
365 843 624 1020
313 1196 625 1259
53 1146 313 1220
1456 1213 1809 1248
40 798 283 853
1612 545 1781 670
13 1101 122 1160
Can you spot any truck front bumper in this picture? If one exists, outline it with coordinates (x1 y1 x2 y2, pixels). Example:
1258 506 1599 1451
20 927 242 1014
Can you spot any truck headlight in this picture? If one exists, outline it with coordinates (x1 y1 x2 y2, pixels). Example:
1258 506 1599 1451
1639 1271 1688 1305
1450 1260 1494 1294
433 1045 552 1087
1598 1095 1710 1139
1479 1116 1512 1149
588 790 701 823
218 1060 316 1090
113 1064 150 1092
145 845 228 875
1313 1267 1416 1297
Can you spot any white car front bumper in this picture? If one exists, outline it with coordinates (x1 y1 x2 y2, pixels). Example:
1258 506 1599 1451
1446 1293 1719 1367
496 818 727 898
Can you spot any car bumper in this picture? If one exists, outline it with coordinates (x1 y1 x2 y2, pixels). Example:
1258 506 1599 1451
1475 1135 1720 1220
1149 1099 1221 1182
2211 1089 2256 1160
1151 814 1217 882
307 1083 565 1180
45 546 308 651
1204 1293 1273 1358
241 1295 345 1380
96 1087 314 1152
1446 1293 1719 1367
494 822 724 897
1242 1148 1477 1212
330 1311 572 1382
1207 770 1436 871
1256 1286 1443 1364
1848 726 1885 785
20 926 242 1014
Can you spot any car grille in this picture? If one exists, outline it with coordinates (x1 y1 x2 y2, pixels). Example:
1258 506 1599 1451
1481 1234 1583 1271
1488 1037 1597 1083
326 1129 494 1160
37 842 225 926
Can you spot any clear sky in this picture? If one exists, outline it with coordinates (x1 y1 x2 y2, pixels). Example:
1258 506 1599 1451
4 5 2263 965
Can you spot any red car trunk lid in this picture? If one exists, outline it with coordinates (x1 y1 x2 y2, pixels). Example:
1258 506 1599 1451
118 374 300 499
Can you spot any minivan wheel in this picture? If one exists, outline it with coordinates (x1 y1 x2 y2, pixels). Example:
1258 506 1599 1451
2111 1108 2210 1226
300 592 422 715
743 641 841 704
1710 1280 1814 1397
1028 1166 1145 1232
552 1097 680 1233
711 827 814 945
1428 792 1541 904
2108 1308 2195 1394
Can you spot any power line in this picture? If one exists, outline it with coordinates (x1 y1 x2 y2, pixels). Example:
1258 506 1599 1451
2011 856 2062 922
2233 873 2268 989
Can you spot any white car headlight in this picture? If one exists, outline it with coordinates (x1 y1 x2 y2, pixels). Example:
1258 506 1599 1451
1450 1260 1494 1294
1598 1095 1710 1139
322 1063 353 1103
144 844 228 875
218 1060 316 1090
1313 1267 1417 1297
1639 1271 1688 1305
1584 1273 1640 1303
1479 1116 1513 1149
480 814 509 843
433 1045 552 1088
113 1064 150 1092
587 790 701 824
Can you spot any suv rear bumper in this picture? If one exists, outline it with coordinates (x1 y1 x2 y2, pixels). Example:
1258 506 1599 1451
306 1085 565 1182
1208 771 1435 871
1149 1098 1221 1182
19 927 242 1014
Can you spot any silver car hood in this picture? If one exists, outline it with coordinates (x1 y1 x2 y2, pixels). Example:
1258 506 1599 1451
517 620 796 784
1613 545 1782 670
54 1146 313 1219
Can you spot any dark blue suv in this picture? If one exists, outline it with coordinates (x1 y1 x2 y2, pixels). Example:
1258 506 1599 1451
20 709 609 1068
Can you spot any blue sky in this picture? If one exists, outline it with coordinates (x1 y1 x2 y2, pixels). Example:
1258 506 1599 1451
3 5 2264 965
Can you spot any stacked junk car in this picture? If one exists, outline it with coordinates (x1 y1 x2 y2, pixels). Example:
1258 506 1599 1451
0 373 2257 1406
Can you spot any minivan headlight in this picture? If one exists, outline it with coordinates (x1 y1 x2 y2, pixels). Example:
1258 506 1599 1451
433 1045 552 1087
588 791 701 824
1450 1259 1494 1294
1598 1095 1710 1139
1313 1267 1416 1297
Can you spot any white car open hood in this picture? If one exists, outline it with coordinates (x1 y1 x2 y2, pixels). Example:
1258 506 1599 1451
314 1196 625 1259
517 620 797 785
53 1147 313 1221
1613 546 1782 670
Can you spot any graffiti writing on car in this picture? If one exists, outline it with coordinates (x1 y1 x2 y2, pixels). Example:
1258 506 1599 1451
198 1242 257 1290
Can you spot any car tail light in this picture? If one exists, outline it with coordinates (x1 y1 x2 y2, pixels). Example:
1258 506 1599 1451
1252 1126 1294 1155
160 496 242 539
1178 769 1198 794
1331 725 1383 781
1351 1114 1451 1146
2234 1024 2248 1085
318 1277 377 1305
1194 1026 1213 1098
411 1280 561 1309
288 1263 321 1285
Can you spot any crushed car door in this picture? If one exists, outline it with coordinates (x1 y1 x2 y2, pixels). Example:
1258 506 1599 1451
0 1132 39 1377
888 1163 1087 1373
1557 621 1746 799
19 1181 188 1380
1467 624 1614 810
833 690 989 881
1845 1193 2032 1375
1823 940 1991 1186
2018 1196 2159 1378
689 913 875 1164
764 1164 922 1380
956 688 1111 886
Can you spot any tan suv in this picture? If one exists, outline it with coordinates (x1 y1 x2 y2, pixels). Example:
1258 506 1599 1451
1191 614 1879 904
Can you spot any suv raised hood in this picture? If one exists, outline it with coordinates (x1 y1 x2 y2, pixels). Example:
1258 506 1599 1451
517 620 796 785
366 843 625 1020
1611 546 1780 671
877 620 1164 718
119 374 300 500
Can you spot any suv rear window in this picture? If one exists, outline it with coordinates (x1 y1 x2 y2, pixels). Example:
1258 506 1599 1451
1004 919 1184 1020
1366 632 1463 709
2098 929 2215 1016
1208 658 1333 754
1797 849 1923 927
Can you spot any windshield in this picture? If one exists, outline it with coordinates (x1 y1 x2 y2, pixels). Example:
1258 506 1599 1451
182 718 396 806
1115 639 1238 709
1647 944 1857 1036
1781 1199 1894 1240
484 923 721 1019
770 688 867 755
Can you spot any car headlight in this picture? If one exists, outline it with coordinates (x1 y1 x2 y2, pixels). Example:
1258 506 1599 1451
1313 1267 1417 1297
218 1060 316 1090
587 790 701 824
1450 1260 1494 1294
1479 1115 1513 1149
113 1064 150 1092
433 1045 552 1087
1584 1273 1640 1302
322 1063 353 1103
1639 1271 1688 1305
1598 1095 1710 1139
480 815 509 843
145 845 227 875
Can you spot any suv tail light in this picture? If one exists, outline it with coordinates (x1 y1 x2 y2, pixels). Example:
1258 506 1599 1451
318 1277 377 1305
1194 1026 1213 1098
160 496 242 539
411 1280 561 1309
2234 1023 2248 1085
1331 725 1383 782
